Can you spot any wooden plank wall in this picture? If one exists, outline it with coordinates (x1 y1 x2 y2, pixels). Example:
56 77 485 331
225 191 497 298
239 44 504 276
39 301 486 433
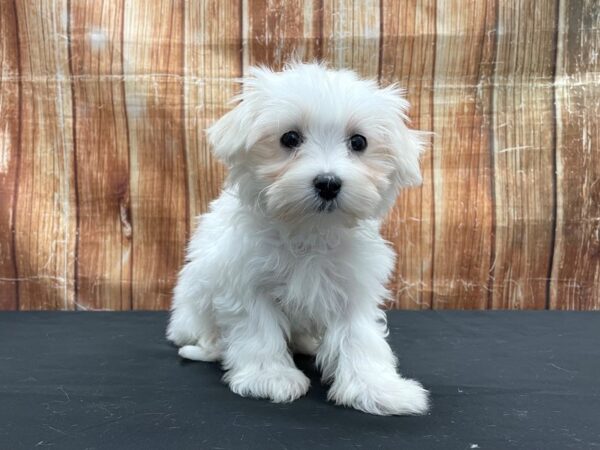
0 0 598 310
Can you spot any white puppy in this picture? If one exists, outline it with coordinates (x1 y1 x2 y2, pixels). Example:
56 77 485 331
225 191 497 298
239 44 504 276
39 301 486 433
167 62 429 416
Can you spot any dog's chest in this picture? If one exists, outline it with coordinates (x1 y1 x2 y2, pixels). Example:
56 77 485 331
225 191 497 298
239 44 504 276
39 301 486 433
270 236 352 317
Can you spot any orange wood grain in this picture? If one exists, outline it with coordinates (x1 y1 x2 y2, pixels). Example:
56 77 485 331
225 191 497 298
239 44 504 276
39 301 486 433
322 0 380 78
380 0 436 309
490 0 557 309
13 0 77 310
431 0 496 309
0 0 20 310
245 0 322 70
550 0 600 310
69 0 132 310
183 0 240 221
123 0 187 310
0 1 598 311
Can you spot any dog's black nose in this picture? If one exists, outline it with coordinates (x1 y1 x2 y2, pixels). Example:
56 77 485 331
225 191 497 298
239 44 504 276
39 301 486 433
313 173 342 200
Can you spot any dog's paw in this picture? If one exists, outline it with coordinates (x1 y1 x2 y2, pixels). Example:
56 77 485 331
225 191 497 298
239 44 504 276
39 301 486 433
166 327 197 347
178 343 221 362
291 333 321 356
329 376 429 416
226 365 310 403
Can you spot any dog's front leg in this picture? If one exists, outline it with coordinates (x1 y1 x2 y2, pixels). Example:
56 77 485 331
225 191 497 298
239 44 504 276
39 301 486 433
220 294 310 403
317 306 429 415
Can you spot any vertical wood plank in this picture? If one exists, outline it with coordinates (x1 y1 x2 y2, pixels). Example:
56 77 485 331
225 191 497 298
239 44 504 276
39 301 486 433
491 0 557 309
380 0 436 309
432 0 496 309
0 0 20 310
3 0 598 311
123 0 187 310
69 0 131 310
245 0 322 70
322 0 380 78
551 0 600 310
184 0 241 221
14 0 76 310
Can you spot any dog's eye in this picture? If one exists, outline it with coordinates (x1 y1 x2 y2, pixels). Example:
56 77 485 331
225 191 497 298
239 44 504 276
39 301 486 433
349 134 368 152
280 131 303 149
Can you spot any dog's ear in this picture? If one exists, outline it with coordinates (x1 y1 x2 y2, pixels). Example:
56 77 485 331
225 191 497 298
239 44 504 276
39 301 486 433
376 85 428 188
391 126 428 188
206 99 254 166
207 67 274 166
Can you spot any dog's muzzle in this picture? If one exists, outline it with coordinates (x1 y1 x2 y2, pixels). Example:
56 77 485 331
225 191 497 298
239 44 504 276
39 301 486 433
313 173 342 201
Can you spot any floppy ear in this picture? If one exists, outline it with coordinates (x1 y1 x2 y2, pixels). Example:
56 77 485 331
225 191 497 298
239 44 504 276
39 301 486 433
206 99 254 166
376 85 428 188
206 66 274 166
391 126 428 188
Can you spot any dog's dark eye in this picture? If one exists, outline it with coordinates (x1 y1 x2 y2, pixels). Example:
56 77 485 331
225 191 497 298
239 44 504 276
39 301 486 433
280 131 303 149
349 134 367 152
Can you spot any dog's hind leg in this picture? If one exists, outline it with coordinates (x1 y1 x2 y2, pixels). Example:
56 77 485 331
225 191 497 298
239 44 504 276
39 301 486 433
166 264 222 361
291 332 320 356
171 308 222 362
290 323 321 356
178 335 222 362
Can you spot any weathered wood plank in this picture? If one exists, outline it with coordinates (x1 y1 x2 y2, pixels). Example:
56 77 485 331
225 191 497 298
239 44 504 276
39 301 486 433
490 0 557 309
245 0 322 70
183 0 240 221
123 0 187 310
0 0 21 310
69 0 131 310
380 0 436 309
432 0 496 309
322 0 380 78
551 0 600 310
2 0 598 311
14 0 76 310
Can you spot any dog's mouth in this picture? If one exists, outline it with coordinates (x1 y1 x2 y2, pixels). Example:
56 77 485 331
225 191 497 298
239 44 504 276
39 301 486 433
317 199 338 213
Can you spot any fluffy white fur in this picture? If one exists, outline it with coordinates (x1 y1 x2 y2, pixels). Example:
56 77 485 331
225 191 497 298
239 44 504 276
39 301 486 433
167 62 430 415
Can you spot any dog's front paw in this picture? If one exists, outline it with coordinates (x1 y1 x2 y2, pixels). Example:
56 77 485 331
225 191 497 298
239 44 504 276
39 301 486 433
226 365 310 403
329 375 429 416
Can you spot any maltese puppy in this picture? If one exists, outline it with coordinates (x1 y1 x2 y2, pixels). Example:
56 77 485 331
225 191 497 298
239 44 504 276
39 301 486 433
167 62 429 416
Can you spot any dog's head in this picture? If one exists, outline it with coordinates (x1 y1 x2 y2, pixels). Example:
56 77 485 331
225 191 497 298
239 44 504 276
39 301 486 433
208 62 426 226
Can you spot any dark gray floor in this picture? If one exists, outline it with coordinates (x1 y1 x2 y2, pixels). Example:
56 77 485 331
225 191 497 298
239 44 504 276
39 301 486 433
1 311 599 449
